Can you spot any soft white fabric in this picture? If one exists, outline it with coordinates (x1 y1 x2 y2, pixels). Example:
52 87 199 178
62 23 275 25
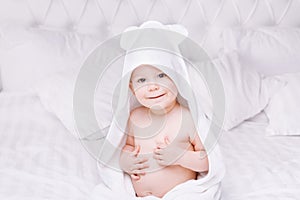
33 68 81 137
200 52 284 131
219 112 300 200
90 179 222 200
34 67 117 138
264 73 300 136
94 21 225 200
223 27 300 76
0 68 2 91
0 23 101 91
0 92 101 199
1 92 300 200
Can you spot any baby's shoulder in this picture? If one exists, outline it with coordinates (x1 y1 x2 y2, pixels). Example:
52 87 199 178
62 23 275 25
180 105 193 119
179 105 196 129
128 107 149 129
129 106 148 120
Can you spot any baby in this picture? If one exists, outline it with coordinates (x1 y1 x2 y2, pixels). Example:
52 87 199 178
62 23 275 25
119 64 209 198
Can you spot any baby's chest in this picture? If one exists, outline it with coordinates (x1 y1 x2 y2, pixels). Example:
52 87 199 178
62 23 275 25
133 120 190 150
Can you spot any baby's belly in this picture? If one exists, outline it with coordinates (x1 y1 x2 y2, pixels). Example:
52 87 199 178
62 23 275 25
132 160 197 198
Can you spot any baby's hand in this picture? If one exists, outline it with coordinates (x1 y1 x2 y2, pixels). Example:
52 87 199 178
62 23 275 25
153 136 183 166
120 145 149 180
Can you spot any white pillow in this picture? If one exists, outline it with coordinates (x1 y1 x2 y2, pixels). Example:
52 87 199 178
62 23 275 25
34 56 124 138
35 50 283 135
34 68 108 138
190 52 283 131
223 27 300 76
264 73 300 136
0 24 102 91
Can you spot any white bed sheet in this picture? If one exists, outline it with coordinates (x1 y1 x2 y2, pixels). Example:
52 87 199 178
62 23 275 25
0 92 101 200
220 112 300 200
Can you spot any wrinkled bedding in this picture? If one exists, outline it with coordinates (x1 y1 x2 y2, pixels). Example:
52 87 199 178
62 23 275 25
0 92 101 200
220 113 300 200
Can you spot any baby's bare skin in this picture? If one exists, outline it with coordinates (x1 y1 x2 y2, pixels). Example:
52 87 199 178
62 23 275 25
119 65 209 198
129 105 197 198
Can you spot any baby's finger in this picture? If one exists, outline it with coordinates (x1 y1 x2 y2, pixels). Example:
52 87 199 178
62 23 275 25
153 148 162 155
153 154 163 160
130 174 140 180
164 136 171 145
156 159 168 166
131 145 140 157
156 143 167 149
129 164 144 172
134 163 150 170
131 169 146 175
134 157 148 164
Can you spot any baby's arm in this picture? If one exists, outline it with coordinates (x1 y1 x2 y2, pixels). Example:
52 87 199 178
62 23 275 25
153 107 209 173
122 133 135 152
153 134 209 173
176 133 209 173
119 120 149 180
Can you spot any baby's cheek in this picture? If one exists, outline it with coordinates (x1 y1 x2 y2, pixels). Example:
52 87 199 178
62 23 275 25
134 88 145 98
161 81 178 95
134 91 150 107
168 86 178 97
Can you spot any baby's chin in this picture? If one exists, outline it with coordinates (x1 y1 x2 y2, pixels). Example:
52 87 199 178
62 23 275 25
148 103 176 115
150 104 166 111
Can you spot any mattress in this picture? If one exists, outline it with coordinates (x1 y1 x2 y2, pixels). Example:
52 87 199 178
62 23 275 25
0 92 101 200
219 113 300 200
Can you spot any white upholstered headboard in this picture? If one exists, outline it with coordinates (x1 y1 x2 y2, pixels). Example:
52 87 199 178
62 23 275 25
1 0 300 41
0 0 300 80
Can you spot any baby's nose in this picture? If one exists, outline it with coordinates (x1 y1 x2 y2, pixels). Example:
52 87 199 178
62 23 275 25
148 83 159 91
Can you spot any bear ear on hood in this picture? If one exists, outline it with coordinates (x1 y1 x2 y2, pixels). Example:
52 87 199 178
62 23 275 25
120 20 188 51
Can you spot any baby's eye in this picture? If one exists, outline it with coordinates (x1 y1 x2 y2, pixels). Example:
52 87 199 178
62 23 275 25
158 73 167 78
137 78 146 83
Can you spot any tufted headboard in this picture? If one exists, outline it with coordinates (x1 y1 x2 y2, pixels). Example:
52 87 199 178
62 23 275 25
1 0 300 41
0 0 300 78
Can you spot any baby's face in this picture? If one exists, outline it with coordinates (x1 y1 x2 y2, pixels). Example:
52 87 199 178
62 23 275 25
130 65 178 110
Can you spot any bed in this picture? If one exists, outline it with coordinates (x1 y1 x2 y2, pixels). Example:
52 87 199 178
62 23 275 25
0 0 300 200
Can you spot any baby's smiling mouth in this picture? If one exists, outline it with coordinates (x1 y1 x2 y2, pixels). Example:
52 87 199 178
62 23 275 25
148 93 166 99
